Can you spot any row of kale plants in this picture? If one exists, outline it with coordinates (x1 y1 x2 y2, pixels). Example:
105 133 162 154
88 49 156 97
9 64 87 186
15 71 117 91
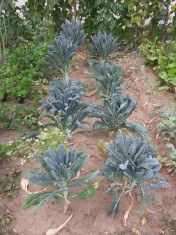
23 18 170 218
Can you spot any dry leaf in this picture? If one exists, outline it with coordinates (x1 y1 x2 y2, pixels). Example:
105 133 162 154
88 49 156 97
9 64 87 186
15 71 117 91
130 227 141 235
20 178 47 194
155 222 160 229
85 89 97 97
145 118 155 124
159 229 165 234
141 217 147 225
143 102 148 107
71 171 80 181
72 66 79 71
123 193 133 226
67 142 74 146
77 54 86 60
20 178 31 194
111 182 123 187
5 209 12 214
156 133 160 139
147 209 154 214
46 214 73 235
146 89 152 95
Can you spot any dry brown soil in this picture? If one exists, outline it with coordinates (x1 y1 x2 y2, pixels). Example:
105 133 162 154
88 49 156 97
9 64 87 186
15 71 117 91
0 51 176 235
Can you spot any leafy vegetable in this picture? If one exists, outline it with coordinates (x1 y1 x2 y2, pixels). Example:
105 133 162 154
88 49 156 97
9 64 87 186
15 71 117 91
45 35 78 83
0 42 49 102
101 135 170 217
89 61 124 97
39 78 91 137
60 16 86 47
139 40 176 89
91 32 119 61
89 93 149 140
23 144 99 212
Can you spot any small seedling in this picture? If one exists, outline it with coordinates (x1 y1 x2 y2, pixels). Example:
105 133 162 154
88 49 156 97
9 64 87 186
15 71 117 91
0 168 21 198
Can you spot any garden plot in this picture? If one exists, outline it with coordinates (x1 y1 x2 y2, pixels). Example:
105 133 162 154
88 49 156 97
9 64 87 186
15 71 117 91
0 50 175 235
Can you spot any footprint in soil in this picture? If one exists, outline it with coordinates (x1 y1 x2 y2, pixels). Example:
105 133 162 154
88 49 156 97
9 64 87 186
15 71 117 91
83 209 97 227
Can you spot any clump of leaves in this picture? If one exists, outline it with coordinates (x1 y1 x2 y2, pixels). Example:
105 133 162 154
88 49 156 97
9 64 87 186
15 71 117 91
0 140 21 162
39 78 91 138
89 61 124 97
89 93 149 140
23 144 99 212
0 42 49 102
0 103 39 130
100 135 170 217
139 40 176 89
157 108 176 141
97 139 107 156
0 214 13 227
60 17 86 47
91 32 119 61
45 35 78 83
166 144 176 171
0 168 21 198
160 211 176 234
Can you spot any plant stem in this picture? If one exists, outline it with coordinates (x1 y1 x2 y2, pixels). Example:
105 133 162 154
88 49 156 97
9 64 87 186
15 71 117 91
63 190 69 213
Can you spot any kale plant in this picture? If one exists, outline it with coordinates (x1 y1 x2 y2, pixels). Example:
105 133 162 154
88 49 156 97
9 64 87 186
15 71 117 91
45 35 77 83
89 61 124 97
60 17 86 47
23 144 99 212
89 93 149 140
101 135 170 217
91 32 119 61
39 78 91 137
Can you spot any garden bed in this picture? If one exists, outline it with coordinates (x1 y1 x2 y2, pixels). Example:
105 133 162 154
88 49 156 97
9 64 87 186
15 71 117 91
0 51 176 235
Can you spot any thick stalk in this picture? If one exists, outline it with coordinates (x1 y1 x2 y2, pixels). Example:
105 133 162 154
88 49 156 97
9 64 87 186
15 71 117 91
63 190 70 213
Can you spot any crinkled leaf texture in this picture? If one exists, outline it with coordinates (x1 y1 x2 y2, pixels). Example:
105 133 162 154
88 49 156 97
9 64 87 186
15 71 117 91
39 78 91 135
89 93 149 140
91 32 119 60
45 34 77 77
102 135 170 217
22 190 64 212
60 17 86 47
23 145 100 212
107 196 120 217
89 60 124 97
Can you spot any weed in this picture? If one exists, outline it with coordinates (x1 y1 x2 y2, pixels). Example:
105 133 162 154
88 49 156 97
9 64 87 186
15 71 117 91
0 168 21 198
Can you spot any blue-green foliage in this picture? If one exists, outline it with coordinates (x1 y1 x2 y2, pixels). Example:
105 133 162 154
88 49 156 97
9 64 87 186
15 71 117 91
23 144 99 212
89 61 124 97
91 32 119 61
89 93 148 140
101 135 170 217
60 17 86 47
45 17 86 81
39 78 91 136
45 35 77 79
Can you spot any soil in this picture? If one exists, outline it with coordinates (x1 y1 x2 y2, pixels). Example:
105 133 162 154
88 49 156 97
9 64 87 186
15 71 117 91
0 50 176 235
